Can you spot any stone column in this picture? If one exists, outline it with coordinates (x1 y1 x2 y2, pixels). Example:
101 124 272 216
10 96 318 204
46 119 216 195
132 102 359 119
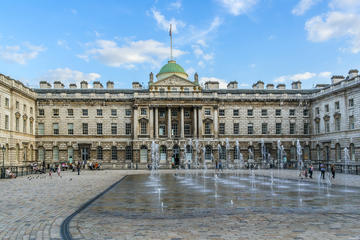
133 106 138 139
155 107 159 139
168 107 172 138
193 107 197 138
214 106 218 138
149 107 154 139
198 107 203 138
181 107 184 139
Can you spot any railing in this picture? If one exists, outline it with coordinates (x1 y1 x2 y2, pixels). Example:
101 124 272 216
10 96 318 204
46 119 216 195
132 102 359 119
0 165 42 179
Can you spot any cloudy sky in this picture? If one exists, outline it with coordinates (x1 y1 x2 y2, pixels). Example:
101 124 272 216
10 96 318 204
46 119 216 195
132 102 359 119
0 0 359 89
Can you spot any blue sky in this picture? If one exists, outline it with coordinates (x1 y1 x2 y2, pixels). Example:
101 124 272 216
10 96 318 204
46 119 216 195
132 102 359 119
0 0 359 89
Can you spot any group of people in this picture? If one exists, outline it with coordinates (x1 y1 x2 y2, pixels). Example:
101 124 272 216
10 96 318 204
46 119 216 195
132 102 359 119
300 163 336 180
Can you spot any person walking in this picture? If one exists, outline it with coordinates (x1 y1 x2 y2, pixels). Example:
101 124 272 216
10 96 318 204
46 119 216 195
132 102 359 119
77 162 81 175
57 164 61 177
331 164 336 179
320 163 326 180
309 164 313 179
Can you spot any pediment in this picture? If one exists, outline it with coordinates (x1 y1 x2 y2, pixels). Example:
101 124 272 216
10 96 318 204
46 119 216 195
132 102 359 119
153 75 196 87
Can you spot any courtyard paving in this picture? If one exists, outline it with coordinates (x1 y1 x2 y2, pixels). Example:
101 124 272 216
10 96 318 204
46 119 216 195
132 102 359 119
1 169 360 240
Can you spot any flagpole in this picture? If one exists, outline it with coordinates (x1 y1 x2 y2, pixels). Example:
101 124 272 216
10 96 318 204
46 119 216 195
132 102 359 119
170 24 173 60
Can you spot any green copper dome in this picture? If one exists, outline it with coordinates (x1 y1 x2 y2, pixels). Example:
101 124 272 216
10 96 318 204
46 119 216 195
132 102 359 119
157 60 186 76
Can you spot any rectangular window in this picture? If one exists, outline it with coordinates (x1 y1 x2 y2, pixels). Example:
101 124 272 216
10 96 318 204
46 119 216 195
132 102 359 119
53 109 59 116
349 98 354 107
125 123 132 135
335 101 340 110
204 122 211 135
349 116 355 129
184 110 190 118
111 109 117 116
141 108 147 115
247 109 253 116
68 123 74 135
315 121 320 134
16 101 19 109
126 147 132 160
233 123 239 134
233 109 239 116
184 124 191 135
325 104 329 112
171 109 178 117
16 118 19 131
303 109 309 116
247 123 254 135
275 109 281 116
219 109 225 116
4 115 9 130
335 118 341 131
171 122 178 136
141 121 147 135
23 104 26 112
97 109 103 116
205 108 211 115
261 109 267 116
159 110 166 118
304 123 309 134
111 123 117 135
23 119 26 133
315 107 320 115
325 120 330 133
290 123 295 134
30 121 33 134
30 107 33 114
38 123 44 135
82 123 88 135
276 123 281 134
5 98 9 108
97 123 103 135
67 109 73 116
125 109 132 116
112 146 117 160
53 123 59 135
289 109 295 116
159 124 166 136
82 109 88 116
219 123 225 134
261 123 267 134
39 109 44 116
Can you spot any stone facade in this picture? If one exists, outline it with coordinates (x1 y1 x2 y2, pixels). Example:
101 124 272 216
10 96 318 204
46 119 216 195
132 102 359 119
0 63 359 168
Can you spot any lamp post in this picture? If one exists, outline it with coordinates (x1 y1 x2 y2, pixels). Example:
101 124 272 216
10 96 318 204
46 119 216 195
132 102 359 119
2 145 5 178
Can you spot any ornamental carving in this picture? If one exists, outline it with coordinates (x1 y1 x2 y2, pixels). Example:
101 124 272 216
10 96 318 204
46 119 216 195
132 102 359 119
15 112 21 119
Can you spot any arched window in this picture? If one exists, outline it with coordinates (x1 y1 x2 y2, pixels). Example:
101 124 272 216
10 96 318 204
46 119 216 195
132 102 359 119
350 144 355 161
335 143 341 162
30 145 33 162
316 145 321 161
219 146 226 160
16 144 20 163
111 146 117 160
140 145 147 163
304 146 310 160
160 145 167 162
248 146 254 160
97 146 103 160
290 146 296 160
205 145 212 161
68 147 74 163
125 146 132 161
38 147 45 162
234 147 240 160
185 145 192 162
53 147 59 162
325 146 330 161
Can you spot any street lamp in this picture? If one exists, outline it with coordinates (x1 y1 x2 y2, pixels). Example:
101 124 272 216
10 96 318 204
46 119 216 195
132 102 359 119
2 145 5 179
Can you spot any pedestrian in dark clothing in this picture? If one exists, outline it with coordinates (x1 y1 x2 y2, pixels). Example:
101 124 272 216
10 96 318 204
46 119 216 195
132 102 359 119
77 162 81 175
320 164 326 180
331 164 336 179
309 165 313 179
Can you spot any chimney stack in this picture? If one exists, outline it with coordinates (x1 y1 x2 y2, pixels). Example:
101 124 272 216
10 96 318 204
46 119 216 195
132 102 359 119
80 81 88 89
53 81 64 89
276 84 286 90
39 81 51 89
69 83 77 89
331 75 345 84
106 81 114 89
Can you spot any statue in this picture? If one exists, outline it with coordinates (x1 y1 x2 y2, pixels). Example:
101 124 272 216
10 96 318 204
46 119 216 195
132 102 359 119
149 72 154 83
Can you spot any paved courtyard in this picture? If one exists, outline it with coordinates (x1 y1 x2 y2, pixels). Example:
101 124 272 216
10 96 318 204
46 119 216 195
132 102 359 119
1 169 360 240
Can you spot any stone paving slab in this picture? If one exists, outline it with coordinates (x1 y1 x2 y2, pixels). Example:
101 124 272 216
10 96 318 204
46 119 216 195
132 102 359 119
1 169 360 240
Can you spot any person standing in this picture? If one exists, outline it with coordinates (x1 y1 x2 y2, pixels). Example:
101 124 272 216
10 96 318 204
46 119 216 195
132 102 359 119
320 163 326 180
77 162 81 175
309 164 313 179
57 164 61 177
331 164 336 179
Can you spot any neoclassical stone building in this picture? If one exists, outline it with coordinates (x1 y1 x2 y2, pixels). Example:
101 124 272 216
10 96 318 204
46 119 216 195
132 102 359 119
0 61 359 168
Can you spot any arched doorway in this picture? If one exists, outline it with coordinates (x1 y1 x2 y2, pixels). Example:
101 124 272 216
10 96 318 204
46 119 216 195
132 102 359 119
140 146 148 163
186 145 192 162
172 145 180 166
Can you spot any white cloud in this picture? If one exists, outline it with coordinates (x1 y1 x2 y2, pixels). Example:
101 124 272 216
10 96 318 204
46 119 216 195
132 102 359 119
0 42 45 64
79 39 186 68
292 0 320 16
151 8 185 33
57 40 70 50
186 67 196 77
249 63 256 68
169 0 182 10
40 68 101 86
218 0 258 16
239 83 249 87
200 77 228 88
305 11 360 53
329 0 360 10
274 71 331 83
